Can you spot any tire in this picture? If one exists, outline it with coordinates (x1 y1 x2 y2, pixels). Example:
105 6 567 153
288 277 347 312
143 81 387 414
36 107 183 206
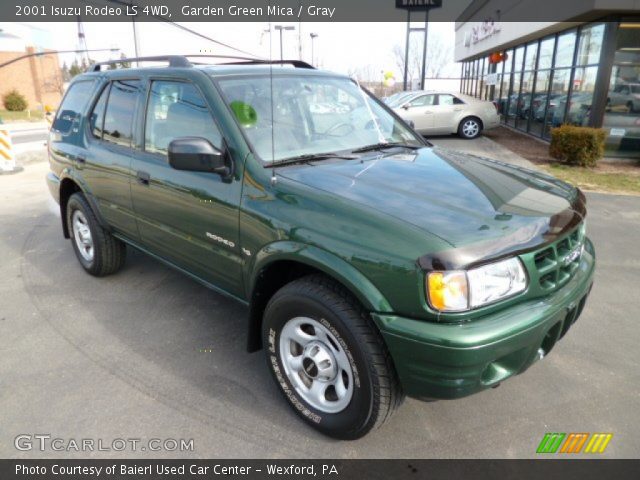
66 192 126 276
262 274 403 439
458 116 482 139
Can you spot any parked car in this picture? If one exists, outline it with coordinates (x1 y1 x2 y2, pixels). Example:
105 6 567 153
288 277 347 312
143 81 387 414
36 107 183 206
47 56 595 439
607 83 640 113
393 91 501 138
385 90 423 108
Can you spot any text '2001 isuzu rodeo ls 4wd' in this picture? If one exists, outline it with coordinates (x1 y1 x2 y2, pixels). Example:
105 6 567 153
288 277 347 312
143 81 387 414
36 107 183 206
47 56 595 439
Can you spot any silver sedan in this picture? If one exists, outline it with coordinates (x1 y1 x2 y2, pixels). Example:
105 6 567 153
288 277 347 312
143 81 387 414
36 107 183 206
393 91 501 139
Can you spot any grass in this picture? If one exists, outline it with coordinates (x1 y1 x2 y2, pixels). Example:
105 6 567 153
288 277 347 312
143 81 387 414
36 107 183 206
485 126 640 196
0 109 45 123
540 163 640 196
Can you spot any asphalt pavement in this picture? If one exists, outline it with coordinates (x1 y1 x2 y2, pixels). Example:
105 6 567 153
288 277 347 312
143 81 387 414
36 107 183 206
0 145 638 459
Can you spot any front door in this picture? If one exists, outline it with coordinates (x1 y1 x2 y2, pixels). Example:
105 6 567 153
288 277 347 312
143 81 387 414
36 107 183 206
130 78 244 297
399 93 437 132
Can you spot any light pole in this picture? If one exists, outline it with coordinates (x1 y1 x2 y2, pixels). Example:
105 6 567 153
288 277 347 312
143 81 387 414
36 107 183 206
310 32 318 66
274 25 295 60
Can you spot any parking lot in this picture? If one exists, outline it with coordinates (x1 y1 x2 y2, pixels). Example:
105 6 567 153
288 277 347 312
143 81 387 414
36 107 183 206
1 145 639 458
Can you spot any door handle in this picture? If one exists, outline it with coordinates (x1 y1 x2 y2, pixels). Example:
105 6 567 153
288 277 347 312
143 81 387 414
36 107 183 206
76 155 86 166
136 170 151 185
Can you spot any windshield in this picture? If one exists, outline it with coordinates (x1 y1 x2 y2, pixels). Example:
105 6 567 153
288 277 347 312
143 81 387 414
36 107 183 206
216 74 422 163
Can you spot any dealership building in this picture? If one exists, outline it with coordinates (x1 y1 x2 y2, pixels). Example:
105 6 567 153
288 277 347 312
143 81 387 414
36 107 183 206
455 0 640 158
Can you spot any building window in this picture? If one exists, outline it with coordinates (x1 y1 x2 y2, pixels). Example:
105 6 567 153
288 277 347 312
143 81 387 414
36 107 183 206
604 21 640 157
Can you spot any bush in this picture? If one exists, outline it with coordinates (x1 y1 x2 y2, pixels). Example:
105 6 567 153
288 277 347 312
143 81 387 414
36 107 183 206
549 125 606 167
2 90 28 112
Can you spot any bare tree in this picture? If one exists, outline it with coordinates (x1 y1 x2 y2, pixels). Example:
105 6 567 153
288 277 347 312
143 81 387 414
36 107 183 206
392 32 453 87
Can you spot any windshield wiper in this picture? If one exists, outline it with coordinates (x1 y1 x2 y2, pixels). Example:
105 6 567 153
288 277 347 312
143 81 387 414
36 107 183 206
270 152 359 167
351 142 422 154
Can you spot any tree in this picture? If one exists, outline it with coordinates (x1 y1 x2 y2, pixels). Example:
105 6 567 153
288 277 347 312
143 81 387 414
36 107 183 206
392 31 454 87
68 60 83 78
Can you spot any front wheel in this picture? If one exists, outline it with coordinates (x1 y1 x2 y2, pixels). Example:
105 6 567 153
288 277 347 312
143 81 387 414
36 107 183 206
458 117 482 139
263 275 403 439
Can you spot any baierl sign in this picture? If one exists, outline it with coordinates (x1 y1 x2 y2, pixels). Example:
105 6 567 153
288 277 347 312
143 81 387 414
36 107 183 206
464 21 502 47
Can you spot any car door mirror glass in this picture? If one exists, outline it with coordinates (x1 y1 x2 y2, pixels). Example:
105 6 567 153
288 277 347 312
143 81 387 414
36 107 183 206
168 137 232 180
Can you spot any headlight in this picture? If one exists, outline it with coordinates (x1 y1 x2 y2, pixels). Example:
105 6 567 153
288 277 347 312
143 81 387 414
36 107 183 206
427 257 527 312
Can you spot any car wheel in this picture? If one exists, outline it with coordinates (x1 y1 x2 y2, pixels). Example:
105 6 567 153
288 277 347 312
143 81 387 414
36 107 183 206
67 192 126 276
263 274 403 439
458 117 482 139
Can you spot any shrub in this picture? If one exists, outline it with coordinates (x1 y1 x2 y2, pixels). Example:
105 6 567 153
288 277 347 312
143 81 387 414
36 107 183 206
3 90 28 111
549 125 606 168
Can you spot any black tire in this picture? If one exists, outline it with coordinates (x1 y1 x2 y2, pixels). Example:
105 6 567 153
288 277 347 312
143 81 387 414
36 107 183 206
66 192 126 276
458 116 482 139
262 274 403 439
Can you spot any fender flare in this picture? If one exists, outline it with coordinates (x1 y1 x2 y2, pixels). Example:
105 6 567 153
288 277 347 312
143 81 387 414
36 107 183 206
250 241 393 313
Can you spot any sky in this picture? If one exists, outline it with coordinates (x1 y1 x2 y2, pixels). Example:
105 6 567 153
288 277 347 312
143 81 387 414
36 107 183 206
1 21 459 81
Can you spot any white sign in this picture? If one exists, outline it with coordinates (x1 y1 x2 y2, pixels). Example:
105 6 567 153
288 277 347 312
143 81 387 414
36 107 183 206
609 128 626 137
485 73 499 86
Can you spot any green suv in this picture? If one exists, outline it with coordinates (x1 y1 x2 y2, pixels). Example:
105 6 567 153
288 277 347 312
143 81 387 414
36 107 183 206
47 56 595 439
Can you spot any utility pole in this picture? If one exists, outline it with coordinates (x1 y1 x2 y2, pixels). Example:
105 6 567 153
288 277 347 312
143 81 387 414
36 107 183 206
274 25 295 61
130 1 140 66
310 33 318 66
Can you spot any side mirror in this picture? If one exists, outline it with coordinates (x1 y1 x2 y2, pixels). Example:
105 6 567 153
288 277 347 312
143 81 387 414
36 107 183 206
406 120 416 129
168 137 233 181
402 103 411 110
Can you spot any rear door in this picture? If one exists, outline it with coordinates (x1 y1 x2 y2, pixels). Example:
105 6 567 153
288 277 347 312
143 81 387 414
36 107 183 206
130 76 244 297
83 78 142 238
432 94 466 134
398 93 436 132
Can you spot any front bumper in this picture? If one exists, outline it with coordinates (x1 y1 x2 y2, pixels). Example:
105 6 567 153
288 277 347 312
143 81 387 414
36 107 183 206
373 238 595 400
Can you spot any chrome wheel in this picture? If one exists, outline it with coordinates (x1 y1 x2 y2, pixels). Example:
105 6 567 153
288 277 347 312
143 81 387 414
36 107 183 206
279 316 354 413
72 210 94 262
462 119 480 138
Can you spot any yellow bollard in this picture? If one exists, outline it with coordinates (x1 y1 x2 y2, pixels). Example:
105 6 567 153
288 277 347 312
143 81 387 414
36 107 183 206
0 129 18 173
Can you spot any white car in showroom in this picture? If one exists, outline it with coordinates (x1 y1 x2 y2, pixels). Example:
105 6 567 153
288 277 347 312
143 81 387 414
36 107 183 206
393 91 500 139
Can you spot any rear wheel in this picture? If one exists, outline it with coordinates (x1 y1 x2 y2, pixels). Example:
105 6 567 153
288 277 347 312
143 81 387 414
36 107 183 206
458 117 482 139
66 193 126 276
263 275 403 439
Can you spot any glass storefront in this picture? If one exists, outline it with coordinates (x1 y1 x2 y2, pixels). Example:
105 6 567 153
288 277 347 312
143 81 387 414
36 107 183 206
604 21 640 157
460 19 640 158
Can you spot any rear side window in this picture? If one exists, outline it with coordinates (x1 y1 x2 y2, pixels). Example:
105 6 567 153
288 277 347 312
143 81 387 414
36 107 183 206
89 84 109 139
438 94 465 106
52 80 96 134
103 80 141 147
144 80 222 155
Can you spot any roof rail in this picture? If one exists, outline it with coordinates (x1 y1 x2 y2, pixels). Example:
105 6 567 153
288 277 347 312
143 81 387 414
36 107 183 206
90 55 192 71
222 59 315 69
88 55 315 72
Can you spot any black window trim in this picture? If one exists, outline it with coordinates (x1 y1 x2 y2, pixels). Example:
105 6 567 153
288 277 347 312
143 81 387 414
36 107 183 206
86 81 111 141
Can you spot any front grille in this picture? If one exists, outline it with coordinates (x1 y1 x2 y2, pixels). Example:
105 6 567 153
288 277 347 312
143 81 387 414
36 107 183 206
532 226 583 292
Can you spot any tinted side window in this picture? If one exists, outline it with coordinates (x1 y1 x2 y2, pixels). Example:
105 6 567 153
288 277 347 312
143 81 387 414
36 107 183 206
103 80 141 147
89 84 109 139
52 80 96 134
144 80 222 155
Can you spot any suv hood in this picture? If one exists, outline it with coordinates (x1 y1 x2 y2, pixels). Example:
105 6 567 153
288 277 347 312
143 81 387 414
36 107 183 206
278 146 585 258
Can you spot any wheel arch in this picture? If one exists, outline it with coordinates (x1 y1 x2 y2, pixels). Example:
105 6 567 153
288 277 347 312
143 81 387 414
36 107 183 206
59 176 109 239
246 241 393 352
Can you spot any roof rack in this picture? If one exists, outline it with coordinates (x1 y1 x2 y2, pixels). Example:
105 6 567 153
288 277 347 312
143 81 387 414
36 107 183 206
220 59 315 69
89 55 315 72
90 55 191 71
